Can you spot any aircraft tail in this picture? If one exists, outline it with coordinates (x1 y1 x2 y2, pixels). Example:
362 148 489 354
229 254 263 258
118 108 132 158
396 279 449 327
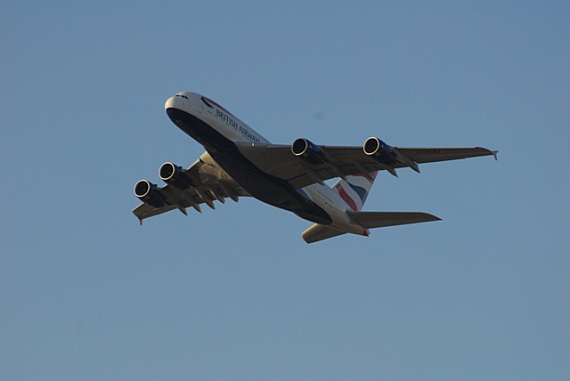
302 173 440 243
332 172 378 211
301 172 378 244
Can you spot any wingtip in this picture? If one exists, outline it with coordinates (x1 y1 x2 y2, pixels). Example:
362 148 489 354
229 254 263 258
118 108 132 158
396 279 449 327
492 150 499 160
425 213 441 222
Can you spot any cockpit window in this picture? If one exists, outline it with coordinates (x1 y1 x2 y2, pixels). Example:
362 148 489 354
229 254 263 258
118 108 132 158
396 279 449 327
175 94 189 99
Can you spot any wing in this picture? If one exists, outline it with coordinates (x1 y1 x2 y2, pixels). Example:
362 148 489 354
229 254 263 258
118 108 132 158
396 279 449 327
237 142 497 190
132 152 250 224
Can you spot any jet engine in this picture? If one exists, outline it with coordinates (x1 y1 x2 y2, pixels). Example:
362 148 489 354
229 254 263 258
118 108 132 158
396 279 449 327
291 138 324 164
134 180 166 208
159 162 195 189
363 137 397 165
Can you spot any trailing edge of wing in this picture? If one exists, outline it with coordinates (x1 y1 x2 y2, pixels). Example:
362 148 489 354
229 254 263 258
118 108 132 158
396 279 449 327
347 211 441 229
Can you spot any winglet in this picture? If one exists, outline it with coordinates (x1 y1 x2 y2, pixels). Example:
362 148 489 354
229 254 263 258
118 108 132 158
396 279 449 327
492 150 499 160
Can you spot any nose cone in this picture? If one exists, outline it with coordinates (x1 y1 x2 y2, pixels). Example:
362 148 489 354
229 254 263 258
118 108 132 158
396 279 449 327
164 95 177 111
165 93 195 130
165 92 194 111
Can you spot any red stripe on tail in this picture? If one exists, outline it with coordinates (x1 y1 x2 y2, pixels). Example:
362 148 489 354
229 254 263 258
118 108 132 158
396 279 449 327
335 183 358 211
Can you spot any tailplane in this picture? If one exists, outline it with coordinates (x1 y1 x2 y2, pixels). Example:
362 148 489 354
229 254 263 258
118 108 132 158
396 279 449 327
302 212 440 244
346 211 440 229
302 224 347 243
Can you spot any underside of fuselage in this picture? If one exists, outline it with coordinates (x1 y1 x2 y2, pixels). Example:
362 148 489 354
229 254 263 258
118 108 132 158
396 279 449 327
165 107 333 225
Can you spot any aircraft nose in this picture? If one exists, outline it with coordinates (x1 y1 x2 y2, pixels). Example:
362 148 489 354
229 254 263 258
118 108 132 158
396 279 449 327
164 95 177 110
165 93 190 111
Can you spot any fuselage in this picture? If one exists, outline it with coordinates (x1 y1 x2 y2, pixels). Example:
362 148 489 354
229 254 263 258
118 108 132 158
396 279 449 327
164 92 367 235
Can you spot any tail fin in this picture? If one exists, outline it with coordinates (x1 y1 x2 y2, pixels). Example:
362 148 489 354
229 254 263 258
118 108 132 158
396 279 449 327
332 172 378 211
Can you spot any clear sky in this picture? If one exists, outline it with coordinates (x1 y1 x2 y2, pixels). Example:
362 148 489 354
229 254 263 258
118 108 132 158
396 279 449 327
2 1 568 380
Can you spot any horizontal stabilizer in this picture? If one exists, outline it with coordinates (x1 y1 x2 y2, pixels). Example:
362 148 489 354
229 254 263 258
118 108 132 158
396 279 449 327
302 224 347 244
301 212 440 243
347 211 441 229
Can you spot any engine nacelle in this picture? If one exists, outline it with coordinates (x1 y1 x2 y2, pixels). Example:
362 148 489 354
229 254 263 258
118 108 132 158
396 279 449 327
363 137 397 165
159 162 195 189
291 138 324 164
134 180 166 208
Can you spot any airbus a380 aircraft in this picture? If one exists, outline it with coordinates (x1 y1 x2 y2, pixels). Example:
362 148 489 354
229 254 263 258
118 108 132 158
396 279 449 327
133 92 497 243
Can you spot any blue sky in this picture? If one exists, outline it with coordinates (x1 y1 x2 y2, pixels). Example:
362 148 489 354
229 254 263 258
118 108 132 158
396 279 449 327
2 1 568 380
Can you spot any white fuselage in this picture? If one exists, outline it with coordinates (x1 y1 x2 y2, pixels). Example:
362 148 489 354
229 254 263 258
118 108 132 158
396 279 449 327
302 183 368 235
165 92 367 235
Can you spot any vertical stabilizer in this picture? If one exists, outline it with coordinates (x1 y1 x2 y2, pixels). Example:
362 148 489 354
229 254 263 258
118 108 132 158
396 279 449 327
332 171 378 211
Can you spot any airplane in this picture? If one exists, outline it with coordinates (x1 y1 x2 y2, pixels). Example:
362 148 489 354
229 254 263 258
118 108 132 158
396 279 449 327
133 91 497 243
